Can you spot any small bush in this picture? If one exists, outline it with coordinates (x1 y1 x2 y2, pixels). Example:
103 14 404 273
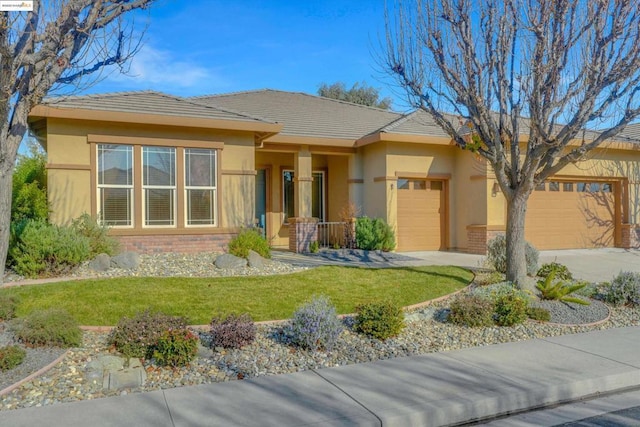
209 313 256 349
474 271 506 287
110 310 189 359
228 228 271 259
604 271 640 306
11 309 82 348
309 240 319 254
448 295 495 327
11 144 48 224
527 307 551 322
470 282 529 302
353 301 405 340
152 329 199 367
71 213 119 257
537 262 573 281
355 217 396 251
494 293 529 326
486 235 538 276
8 220 91 278
288 296 342 351
0 345 26 372
0 295 19 321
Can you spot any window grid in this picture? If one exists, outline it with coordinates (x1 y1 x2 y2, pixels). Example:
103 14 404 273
184 148 217 226
97 144 134 227
142 147 176 227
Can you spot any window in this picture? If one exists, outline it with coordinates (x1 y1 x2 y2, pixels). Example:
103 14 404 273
563 182 574 192
282 170 325 222
602 183 612 193
185 148 217 226
535 182 546 191
412 180 427 190
397 178 409 190
97 144 133 227
548 181 560 192
142 146 176 226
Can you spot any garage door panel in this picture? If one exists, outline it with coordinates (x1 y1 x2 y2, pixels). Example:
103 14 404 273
397 180 444 251
525 181 616 250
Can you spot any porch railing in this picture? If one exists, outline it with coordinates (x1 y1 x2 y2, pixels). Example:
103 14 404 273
317 221 356 248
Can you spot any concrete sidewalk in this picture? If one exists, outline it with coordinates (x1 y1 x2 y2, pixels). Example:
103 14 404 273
2 326 640 427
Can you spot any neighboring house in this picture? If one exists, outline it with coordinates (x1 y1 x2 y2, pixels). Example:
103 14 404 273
28 89 640 254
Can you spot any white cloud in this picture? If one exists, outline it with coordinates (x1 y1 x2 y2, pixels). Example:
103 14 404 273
107 45 226 91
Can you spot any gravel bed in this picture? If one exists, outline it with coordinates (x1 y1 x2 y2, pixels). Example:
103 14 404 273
2 252 306 283
531 298 610 324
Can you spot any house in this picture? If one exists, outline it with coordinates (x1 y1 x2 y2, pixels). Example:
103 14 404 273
28 89 640 254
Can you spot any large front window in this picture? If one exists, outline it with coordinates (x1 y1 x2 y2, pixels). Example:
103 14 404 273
282 170 325 222
97 144 133 227
142 146 176 226
185 148 217 226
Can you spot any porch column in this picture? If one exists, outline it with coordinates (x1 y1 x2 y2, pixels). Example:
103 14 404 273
294 146 313 218
348 153 364 209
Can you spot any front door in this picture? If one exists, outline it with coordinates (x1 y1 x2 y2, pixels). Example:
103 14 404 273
256 168 268 236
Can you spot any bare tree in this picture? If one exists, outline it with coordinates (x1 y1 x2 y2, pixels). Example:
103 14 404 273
0 0 156 282
383 0 640 286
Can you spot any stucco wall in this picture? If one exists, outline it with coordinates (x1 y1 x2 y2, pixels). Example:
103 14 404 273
45 118 256 231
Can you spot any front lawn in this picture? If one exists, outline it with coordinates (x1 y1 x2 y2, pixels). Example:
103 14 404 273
0 265 473 325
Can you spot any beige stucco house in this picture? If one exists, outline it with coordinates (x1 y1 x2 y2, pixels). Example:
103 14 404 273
28 89 640 254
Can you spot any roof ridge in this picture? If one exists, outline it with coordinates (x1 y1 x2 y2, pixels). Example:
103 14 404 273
378 110 420 133
194 88 401 114
157 92 274 124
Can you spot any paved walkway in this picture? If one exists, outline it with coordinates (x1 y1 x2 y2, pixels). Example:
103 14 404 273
274 247 640 282
2 326 640 427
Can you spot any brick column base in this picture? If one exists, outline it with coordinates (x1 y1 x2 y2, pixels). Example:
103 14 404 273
288 217 319 253
466 225 505 255
621 224 640 248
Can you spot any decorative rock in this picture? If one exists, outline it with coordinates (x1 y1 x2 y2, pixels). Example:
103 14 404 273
88 253 111 272
103 366 147 391
214 253 247 269
247 250 265 269
111 252 140 269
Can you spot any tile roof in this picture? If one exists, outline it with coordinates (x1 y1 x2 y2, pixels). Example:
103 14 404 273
192 89 404 140
40 90 272 124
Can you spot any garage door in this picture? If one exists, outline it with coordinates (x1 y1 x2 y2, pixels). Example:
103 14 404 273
525 180 616 250
397 178 444 251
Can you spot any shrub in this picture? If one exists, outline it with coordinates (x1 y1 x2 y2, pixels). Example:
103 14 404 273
209 313 256 349
604 271 640 306
288 296 342 351
470 282 529 302
11 143 48 224
8 220 91 278
0 345 26 372
152 329 199 367
109 310 189 359
527 306 551 322
353 301 405 340
537 262 573 281
0 295 19 321
494 293 529 326
536 271 590 305
474 271 506 287
11 309 82 348
486 235 539 276
355 217 396 251
309 240 319 254
71 213 119 257
448 295 495 327
228 228 271 259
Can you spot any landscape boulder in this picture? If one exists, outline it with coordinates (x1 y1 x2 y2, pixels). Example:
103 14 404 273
111 251 140 269
247 250 266 269
214 253 247 269
88 253 111 272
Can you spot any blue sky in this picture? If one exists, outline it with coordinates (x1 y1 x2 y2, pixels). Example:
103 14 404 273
86 0 410 111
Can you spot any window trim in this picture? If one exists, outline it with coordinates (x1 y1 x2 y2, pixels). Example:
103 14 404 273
184 148 218 227
141 146 177 228
96 144 134 228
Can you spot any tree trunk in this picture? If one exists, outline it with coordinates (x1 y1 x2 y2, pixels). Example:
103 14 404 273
0 156 13 284
505 192 530 289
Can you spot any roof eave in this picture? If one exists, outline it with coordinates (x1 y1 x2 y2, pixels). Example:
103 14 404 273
29 105 283 134
356 132 453 147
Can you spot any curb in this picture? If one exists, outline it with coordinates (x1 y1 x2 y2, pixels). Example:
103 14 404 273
0 350 69 398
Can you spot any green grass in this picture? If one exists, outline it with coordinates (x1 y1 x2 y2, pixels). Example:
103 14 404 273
0 266 473 325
